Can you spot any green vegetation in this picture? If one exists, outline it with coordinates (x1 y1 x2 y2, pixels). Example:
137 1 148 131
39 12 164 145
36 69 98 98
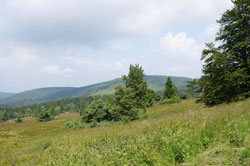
199 0 250 106
160 77 181 104
0 99 249 165
37 110 54 122
0 1 249 165
80 64 152 125
164 77 177 99
0 96 93 123
0 75 191 107
15 117 22 123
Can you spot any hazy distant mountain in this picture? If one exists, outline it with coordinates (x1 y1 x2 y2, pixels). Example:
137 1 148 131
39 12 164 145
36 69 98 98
0 92 16 100
0 75 192 106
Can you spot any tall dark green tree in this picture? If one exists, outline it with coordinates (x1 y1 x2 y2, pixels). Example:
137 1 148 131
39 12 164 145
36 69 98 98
122 64 150 108
164 77 177 99
200 0 250 106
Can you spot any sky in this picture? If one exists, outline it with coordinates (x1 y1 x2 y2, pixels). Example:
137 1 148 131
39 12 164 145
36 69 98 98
0 0 233 93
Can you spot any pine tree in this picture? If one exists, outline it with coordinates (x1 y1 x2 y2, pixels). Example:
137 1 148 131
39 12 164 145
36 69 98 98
164 77 177 99
37 110 53 122
122 64 150 108
200 0 250 106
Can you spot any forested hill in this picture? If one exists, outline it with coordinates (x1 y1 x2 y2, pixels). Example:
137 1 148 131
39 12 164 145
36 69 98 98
0 75 192 106
0 92 16 100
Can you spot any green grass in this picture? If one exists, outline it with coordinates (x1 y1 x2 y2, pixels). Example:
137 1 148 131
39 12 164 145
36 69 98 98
0 99 249 165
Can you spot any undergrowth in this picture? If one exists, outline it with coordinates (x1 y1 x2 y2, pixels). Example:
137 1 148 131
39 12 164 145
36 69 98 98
0 99 249 165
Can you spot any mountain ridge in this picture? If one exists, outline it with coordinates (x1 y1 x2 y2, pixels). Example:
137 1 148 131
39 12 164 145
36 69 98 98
0 75 192 106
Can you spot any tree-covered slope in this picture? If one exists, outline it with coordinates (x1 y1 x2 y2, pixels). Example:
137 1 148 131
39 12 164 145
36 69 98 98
0 75 192 106
0 92 16 100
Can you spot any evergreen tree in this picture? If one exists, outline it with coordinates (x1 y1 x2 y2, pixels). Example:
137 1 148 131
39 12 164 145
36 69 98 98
37 110 53 122
122 64 150 108
200 0 250 106
164 77 177 98
110 85 139 121
81 96 111 123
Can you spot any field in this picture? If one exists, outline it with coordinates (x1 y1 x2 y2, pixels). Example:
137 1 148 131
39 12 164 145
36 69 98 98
0 99 249 165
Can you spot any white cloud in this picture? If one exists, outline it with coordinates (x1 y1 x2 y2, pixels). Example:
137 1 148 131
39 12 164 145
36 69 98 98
0 0 232 46
152 32 204 77
43 66 74 75
0 0 233 92
111 39 131 51
159 32 202 61
198 24 219 42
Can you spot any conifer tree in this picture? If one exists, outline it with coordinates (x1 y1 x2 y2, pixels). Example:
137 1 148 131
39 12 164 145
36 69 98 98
199 0 250 106
122 64 150 108
164 77 177 99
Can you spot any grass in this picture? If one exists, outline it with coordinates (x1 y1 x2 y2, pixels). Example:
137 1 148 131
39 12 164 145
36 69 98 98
0 99 249 165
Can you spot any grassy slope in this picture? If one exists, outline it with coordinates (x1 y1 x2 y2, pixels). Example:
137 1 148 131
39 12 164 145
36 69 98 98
0 99 249 165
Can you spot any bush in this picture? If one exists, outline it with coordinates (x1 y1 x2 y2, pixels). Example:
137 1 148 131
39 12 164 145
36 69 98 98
179 91 192 99
81 96 112 123
15 117 23 123
160 96 181 104
37 111 53 122
64 120 85 129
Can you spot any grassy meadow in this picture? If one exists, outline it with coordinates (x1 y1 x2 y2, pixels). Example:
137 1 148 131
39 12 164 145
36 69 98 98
0 99 249 165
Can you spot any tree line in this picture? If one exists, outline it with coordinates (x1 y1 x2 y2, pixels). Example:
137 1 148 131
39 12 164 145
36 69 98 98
0 64 185 123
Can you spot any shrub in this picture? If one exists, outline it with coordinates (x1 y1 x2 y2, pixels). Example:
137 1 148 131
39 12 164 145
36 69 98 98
15 117 23 123
37 111 53 122
81 96 112 123
64 120 85 129
160 96 181 104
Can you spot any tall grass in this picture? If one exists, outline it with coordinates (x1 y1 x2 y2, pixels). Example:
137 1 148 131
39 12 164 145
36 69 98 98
0 99 249 165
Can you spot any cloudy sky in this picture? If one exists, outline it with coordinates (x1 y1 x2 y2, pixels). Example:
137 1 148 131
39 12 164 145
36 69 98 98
0 0 233 93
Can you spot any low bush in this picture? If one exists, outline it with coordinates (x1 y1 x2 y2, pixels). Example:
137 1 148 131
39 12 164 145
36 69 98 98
160 96 181 104
15 117 23 123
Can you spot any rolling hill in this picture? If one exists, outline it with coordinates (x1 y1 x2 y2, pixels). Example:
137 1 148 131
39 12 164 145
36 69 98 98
0 75 192 106
0 92 16 100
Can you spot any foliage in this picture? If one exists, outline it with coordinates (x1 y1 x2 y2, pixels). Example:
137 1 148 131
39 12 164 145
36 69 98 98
199 0 250 106
122 64 151 108
160 96 181 104
80 64 155 124
81 96 111 123
79 100 87 116
0 96 92 123
164 77 177 99
187 79 201 98
37 110 54 122
15 117 23 123
178 91 192 99
1 99 249 165
110 85 139 121
0 76 192 107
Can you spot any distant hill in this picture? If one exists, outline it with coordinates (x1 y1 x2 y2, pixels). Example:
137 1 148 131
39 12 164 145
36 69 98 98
0 92 16 100
0 75 192 106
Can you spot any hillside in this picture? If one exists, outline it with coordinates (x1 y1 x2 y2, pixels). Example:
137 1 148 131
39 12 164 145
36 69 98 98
0 92 15 100
0 99 249 165
0 75 192 106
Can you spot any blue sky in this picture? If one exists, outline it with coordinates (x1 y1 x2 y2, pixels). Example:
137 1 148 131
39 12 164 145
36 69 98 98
0 0 233 93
